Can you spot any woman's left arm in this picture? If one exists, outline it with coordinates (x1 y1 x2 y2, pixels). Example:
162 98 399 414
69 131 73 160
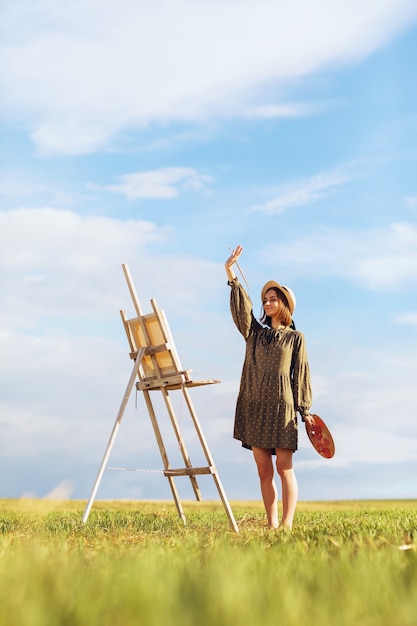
292 333 313 423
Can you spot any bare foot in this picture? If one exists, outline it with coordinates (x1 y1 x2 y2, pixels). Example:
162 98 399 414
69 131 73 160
278 523 292 532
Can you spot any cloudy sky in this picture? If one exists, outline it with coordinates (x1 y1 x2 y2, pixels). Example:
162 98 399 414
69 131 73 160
1 0 417 509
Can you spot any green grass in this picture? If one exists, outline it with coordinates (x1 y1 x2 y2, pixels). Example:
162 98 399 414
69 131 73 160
0 499 416 626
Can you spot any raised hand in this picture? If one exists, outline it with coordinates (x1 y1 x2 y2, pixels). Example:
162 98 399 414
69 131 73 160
225 245 243 269
225 245 244 283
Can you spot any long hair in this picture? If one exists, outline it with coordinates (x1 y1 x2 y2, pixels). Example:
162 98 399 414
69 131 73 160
260 288 293 328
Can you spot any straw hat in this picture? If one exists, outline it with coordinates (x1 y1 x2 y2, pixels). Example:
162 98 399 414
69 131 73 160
261 280 296 314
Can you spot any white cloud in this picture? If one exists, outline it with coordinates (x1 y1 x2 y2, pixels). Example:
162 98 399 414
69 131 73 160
262 221 417 289
0 208 168 323
31 118 115 156
0 208 226 327
98 167 213 200
1 0 417 154
44 480 76 499
394 312 417 325
241 103 311 119
249 167 354 214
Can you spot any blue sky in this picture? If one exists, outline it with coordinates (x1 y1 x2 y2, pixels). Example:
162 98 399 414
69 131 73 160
1 0 417 507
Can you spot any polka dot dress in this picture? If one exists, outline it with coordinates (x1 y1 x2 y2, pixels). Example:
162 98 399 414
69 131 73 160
229 278 312 452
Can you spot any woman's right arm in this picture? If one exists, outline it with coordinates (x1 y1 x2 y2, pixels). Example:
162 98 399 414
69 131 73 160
226 245 257 339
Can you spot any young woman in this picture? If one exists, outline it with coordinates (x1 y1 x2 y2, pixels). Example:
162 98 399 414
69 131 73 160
225 245 315 530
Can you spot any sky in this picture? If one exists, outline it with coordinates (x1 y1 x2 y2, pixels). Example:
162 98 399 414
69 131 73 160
1 0 417 510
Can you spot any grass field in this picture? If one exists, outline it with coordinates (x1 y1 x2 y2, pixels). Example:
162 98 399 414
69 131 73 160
0 499 416 626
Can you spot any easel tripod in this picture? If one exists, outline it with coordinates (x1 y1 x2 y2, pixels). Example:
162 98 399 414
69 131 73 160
82 264 238 533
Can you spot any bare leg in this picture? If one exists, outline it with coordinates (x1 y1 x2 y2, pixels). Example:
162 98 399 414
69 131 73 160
275 448 298 530
252 447 278 529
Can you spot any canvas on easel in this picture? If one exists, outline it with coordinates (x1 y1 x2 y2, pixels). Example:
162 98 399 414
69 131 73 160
82 263 238 533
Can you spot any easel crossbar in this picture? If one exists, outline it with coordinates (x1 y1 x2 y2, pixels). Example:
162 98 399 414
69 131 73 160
136 378 220 391
106 466 215 476
107 467 165 473
164 466 215 477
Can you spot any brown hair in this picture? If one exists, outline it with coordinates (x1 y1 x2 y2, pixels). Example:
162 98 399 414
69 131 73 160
260 288 292 327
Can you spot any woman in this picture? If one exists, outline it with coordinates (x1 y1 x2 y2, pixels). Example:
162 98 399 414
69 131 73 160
225 245 315 530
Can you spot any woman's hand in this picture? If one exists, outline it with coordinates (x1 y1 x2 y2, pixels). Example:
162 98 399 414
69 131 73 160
225 244 243 271
225 245 243 281
304 414 316 427
225 245 243 267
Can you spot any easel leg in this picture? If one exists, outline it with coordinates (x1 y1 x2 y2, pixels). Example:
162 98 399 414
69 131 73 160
182 386 239 533
142 389 187 525
161 388 202 501
82 349 145 524
166 476 187 525
211 472 240 533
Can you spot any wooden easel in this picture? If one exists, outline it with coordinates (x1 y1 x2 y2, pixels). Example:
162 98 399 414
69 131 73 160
82 264 239 533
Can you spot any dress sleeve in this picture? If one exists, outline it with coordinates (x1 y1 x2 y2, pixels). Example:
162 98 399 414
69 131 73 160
228 277 257 340
291 332 313 420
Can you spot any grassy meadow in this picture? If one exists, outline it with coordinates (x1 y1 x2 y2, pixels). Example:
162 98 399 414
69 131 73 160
0 498 416 626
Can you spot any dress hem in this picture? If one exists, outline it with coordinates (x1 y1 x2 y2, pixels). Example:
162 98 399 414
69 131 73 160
237 439 297 454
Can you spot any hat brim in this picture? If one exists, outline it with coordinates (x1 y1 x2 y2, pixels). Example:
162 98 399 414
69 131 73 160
261 280 295 314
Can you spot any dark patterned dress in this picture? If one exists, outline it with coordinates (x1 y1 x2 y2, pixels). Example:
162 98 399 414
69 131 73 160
229 278 312 452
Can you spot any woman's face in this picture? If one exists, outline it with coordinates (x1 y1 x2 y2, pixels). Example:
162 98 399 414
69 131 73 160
262 289 281 318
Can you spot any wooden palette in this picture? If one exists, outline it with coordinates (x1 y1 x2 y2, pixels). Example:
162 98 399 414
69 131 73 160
305 414 335 459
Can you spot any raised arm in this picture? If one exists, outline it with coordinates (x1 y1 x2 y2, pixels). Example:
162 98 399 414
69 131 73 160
225 245 243 282
225 245 258 339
